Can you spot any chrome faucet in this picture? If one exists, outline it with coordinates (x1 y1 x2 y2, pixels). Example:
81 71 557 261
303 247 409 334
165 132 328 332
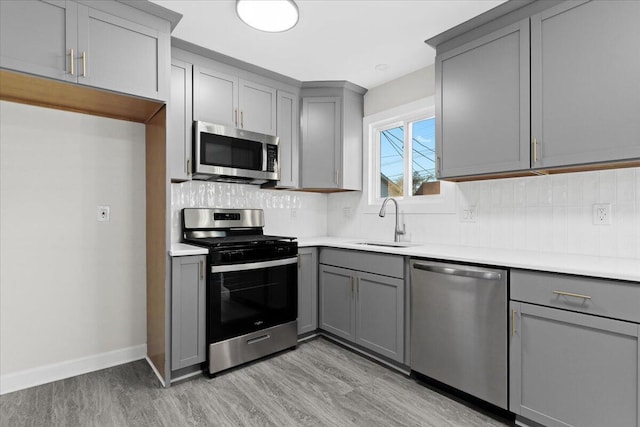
379 197 406 242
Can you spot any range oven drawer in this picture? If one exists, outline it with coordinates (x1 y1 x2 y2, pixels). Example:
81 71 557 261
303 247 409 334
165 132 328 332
208 321 297 375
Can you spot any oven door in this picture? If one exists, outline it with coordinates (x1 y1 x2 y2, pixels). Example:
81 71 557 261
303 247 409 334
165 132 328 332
208 257 297 343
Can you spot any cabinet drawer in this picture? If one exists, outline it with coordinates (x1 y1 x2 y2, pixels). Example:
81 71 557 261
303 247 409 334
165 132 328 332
319 248 404 279
511 269 640 323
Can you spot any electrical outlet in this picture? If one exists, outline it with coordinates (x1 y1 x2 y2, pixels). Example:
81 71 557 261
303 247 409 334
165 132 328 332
460 206 477 223
592 203 612 225
97 205 110 222
343 207 353 219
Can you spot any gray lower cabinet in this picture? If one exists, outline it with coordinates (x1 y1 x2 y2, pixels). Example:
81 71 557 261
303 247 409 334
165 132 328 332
436 19 530 178
171 255 206 370
0 0 171 101
510 302 639 427
319 249 404 362
297 247 318 335
510 269 640 427
531 0 640 168
169 58 193 181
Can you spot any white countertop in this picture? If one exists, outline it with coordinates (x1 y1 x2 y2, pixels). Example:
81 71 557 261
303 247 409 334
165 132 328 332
169 243 208 256
298 236 640 283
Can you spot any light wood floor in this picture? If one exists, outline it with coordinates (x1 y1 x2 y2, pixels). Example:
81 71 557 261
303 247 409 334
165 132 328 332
1 338 511 426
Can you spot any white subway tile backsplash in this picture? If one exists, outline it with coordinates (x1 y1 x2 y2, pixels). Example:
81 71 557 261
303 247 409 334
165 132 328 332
525 178 539 207
599 170 616 204
582 171 599 206
616 169 635 204
539 176 553 206
551 174 568 206
567 173 583 206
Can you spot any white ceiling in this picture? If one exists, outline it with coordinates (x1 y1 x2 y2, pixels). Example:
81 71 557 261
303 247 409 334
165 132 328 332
151 0 506 89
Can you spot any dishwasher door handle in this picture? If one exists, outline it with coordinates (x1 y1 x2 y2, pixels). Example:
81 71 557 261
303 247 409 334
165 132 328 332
412 263 502 281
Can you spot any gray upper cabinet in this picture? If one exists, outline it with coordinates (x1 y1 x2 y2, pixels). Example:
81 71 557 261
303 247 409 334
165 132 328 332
239 79 277 135
318 249 405 362
0 0 77 83
530 0 640 168
193 66 277 135
169 58 193 181
510 302 639 427
275 90 300 188
0 0 170 101
436 19 530 178
76 4 168 101
301 82 366 190
301 97 342 189
297 247 318 335
171 255 206 371
193 66 238 128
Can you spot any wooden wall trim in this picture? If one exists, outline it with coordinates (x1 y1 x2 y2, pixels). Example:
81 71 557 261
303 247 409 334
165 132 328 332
0 69 163 123
145 107 167 383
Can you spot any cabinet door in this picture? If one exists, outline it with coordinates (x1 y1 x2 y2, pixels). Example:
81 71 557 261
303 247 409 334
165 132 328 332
436 19 530 178
0 0 77 83
318 264 355 341
169 58 192 181
276 90 300 188
193 66 238 127
355 271 404 362
76 5 168 100
239 79 277 135
171 256 206 370
301 97 341 189
510 302 640 427
297 248 317 335
531 0 640 168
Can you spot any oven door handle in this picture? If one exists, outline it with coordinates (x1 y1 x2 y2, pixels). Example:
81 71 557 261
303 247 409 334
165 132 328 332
210 257 297 273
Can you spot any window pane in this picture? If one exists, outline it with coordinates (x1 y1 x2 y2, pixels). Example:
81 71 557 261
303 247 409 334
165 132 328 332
411 118 438 196
379 126 404 197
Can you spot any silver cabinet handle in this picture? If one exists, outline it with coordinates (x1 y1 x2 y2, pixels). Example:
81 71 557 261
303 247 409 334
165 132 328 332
511 309 517 336
553 290 591 300
200 260 205 280
335 170 339 185
234 109 238 126
240 110 244 128
81 51 86 77
532 137 538 163
412 263 502 281
436 156 441 176
69 48 75 75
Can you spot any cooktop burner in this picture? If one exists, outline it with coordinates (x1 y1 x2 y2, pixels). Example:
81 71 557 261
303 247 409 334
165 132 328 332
184 234 296 248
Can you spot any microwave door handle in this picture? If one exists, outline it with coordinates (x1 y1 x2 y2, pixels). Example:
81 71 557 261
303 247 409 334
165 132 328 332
263 143 268 172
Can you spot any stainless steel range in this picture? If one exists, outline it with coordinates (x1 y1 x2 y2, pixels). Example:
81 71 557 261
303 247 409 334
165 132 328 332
182 208 298 376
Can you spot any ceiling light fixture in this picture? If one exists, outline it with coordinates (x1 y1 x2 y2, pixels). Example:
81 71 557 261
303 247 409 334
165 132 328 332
236 0 299 33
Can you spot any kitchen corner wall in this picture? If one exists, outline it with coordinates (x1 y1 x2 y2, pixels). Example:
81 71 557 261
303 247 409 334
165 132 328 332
170 181 328 242
327 168 640 260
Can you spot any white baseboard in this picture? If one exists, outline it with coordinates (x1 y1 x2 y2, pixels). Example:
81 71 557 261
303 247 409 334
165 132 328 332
0 344 147 395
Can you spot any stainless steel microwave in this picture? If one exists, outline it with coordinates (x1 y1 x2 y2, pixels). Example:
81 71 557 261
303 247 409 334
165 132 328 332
192 121 279 185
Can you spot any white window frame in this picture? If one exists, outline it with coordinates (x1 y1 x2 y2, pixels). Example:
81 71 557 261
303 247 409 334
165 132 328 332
363 97 456 214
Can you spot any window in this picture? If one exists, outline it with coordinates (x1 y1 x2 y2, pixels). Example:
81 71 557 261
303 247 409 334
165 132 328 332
375 115 439 200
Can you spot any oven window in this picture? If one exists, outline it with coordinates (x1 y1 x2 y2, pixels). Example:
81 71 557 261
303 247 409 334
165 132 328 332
209 262 297 342
200 132 263 171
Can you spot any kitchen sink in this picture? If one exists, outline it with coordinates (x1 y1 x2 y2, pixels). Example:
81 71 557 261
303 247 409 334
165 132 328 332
352 241 420 248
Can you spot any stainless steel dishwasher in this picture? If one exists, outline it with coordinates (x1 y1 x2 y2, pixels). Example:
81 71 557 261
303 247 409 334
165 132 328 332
410 259 508 409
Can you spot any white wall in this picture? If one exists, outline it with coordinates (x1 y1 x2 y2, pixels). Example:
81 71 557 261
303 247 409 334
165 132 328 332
171 181 328 242
0 102 147 387
364 65 435 116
